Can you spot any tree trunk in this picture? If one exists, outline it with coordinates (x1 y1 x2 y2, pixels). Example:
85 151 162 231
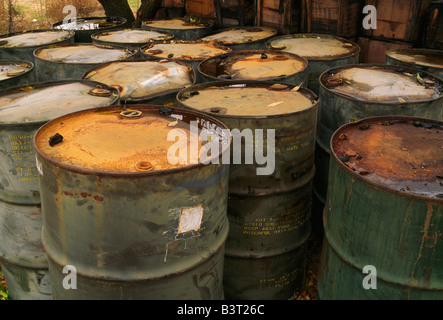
97 0 135 25
134 0 162 27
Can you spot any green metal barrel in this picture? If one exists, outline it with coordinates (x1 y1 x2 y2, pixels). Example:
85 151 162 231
197 50 308 86
199 26 278 51
318 116 443 300
177 81 318 299
141 17 215 41
386 48 443 79
0 29 75 63
140 40 232 83
33 105 231 300
52 16 128 43
82 59 196 106
0 60 35 89
0 201 50 300
314 64 443 210
33 43 137 82
266 33 360 95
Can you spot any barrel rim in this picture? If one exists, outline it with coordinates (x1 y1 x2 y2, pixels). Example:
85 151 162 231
265 33 361 61
32 42 138 65
139 40 233 62
330 115 443 203
90 27 175 45
0 29 75 49
80 58 197 103
33 105 232 177
385 48 443 71
0 79 120 126
0 59 34 79
319 63 443 105
199 26 278 46
51 16 128 32
176 79 319 120
197 49 309 83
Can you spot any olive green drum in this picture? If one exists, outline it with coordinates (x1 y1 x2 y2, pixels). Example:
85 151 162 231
266 33 360 95
82 59 196 106
314 64 443 208
33 43 137 82
0 80 119 205
177 81 318 299
0 29 75 62
200 26 278 51
0 201 50 300
386 48 443 79
141 17 215 41
33 105 231 300
197 50 308 86
318 116 443 299
0 60 35 89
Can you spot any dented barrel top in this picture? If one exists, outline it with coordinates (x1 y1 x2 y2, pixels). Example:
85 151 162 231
332 117 443 200
53 16 126 31
178 82 316 117
0 81 119 125
0 30 74 48
143 18 213 30
386 48 443 70
82 60 195 101
200 27 277 45
34 106 230 174
91 28 173 43
141 40 232 60
267 33 359 60
34 43 136 64
321 64 443 103
0 61 33 81
198 50 307 81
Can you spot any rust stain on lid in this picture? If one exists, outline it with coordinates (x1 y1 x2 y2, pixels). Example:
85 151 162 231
201 27 277 45
144 18 211 29
386 49 443 69
92 29 173 43
332 117 443 199
34 107 209 173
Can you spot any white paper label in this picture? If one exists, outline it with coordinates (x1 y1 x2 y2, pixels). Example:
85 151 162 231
178 204 203 234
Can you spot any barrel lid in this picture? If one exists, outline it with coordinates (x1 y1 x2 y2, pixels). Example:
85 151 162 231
321 64 443 103
332 117 443 199
53 16 126 31
200 27 277 45
143 17 212 30
141 40 232 61
0 61 33 81
198 50 308 81
92 29 173 43
34 106 231 174
178 82 316 117
82 60 195 101
386 49 443 70
0 30 73 48
34 43 136 64
267 34 359 60
0 81 119 125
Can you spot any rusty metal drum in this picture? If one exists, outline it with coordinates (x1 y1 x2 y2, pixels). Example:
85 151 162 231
318 116 443 300
386 48 443 79
266 33 360 94
141 17 215 41
177 81 318 299
0 80 119 205
91 28 174 53
314 64 443 208
200 26 278 51
197 50 308 86
33 105 231 300
33 43 137 82
82 59 196 106
0 60 35 89
0 29 75 62
140 40 232 83
52 16 128 43
0 201 50 300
